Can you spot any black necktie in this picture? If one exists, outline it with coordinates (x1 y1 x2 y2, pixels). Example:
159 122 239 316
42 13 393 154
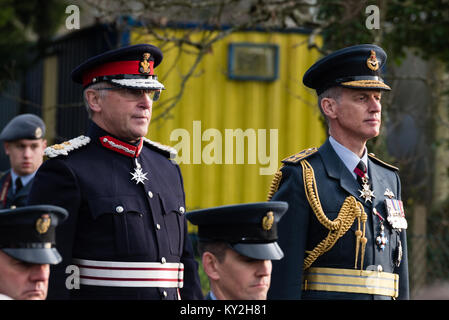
354 160 368 186
15 177 23 193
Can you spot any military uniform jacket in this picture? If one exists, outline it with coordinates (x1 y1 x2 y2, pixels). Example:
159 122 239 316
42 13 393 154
0 170 33 209
27 122 203 300
268 139 409 300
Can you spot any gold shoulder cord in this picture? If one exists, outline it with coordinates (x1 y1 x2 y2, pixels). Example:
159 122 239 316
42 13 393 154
300 160 367 271
267 164 284 201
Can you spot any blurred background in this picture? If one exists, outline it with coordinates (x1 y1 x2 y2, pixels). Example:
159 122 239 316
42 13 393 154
0 0 448 298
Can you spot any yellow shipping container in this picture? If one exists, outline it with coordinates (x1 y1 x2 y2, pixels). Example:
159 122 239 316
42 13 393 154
131 28 326 222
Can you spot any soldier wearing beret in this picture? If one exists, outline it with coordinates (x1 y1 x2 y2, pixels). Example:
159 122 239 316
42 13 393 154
0 114 47 209
27 44 203 300
187 201 287 300
267 44 409 300
0 205 67 300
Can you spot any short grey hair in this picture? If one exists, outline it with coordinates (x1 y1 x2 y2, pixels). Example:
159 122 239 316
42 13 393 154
317 86 342 123
83 82 110 119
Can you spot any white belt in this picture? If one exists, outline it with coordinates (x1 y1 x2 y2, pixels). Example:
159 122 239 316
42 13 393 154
74 258 184 288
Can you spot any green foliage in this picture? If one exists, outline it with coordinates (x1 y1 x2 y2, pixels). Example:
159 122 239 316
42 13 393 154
317 0 449 69
195 256 211 296
0 0 67 87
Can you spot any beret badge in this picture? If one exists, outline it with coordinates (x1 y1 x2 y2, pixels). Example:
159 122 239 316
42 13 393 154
35 127 43 139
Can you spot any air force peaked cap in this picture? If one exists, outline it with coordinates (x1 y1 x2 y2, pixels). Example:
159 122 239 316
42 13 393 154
0 113 46 141
71 44 164 90
186 201 288 260
303 44 391 95
0 205 68 265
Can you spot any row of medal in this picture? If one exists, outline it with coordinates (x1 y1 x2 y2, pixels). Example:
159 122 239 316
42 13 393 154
371 188 407 268
357 172 407 268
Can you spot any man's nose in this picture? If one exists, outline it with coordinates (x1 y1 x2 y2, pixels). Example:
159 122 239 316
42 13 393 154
255 260 272 277
138 92 153 109
368 96 382 112
23 147 33 158
29 263 50 282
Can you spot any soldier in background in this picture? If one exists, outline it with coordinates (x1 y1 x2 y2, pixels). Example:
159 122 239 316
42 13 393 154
0 205 67 300
27 44 203 300
187 201 287 300
0 114 47 209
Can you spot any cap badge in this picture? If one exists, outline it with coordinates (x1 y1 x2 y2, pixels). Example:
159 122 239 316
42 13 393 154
36 214 51 234
35 127 42 139
366 50 379 71
262 211 274 231
139 52 152 74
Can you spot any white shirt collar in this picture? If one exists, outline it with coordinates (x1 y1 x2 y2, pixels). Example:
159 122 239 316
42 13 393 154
329 136 369 179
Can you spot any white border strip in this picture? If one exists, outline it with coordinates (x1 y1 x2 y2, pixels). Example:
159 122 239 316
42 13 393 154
74 258 184 288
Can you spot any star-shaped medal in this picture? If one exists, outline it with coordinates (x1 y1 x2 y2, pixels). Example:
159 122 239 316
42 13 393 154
131 167 148 185
130 159 148 185
358 183 375 203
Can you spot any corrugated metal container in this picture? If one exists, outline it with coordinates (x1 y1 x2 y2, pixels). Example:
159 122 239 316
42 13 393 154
131 29 326 213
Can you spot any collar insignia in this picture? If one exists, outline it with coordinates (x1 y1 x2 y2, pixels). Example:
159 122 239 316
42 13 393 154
100 136 143 158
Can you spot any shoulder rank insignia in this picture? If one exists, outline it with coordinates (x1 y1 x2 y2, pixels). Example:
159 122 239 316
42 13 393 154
143 137 177 159
368 153 399 171
45 135 91 158
281 147 318 165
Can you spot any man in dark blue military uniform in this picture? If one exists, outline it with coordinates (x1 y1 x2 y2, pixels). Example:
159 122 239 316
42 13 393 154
186 202 287 300
0 205 67 300
0 114 47 209
27 44 203 300
267 44 409 300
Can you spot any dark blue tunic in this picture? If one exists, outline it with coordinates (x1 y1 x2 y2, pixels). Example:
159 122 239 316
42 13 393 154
27 122 203 300
268 139 409 300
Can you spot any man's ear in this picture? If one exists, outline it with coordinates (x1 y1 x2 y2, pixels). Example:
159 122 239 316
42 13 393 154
42 139 47 148
202 252 221 281
320 97 338 120
3 142 10 155
84 89 102 113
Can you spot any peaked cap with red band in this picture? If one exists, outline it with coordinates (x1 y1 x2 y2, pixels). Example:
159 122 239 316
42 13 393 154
71 44 165 90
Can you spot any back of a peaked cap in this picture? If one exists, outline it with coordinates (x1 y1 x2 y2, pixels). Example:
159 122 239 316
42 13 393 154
186 201 288 260
0 205 68 265
303 44 391 95
71 43 164 90
0 113 46 142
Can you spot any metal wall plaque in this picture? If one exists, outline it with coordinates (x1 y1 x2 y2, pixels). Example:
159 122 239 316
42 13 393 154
228 43 279 81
